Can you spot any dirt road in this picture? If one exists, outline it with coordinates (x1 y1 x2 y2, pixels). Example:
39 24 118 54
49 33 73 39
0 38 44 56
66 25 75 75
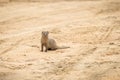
0 0 120 80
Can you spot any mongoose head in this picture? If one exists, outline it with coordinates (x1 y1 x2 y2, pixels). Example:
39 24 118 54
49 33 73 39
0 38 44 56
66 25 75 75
42 31 49 38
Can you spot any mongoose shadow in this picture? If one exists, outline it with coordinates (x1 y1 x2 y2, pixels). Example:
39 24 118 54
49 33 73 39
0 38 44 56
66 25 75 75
41 31 70 52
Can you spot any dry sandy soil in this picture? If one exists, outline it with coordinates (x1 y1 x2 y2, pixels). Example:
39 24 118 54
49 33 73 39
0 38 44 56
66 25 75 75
0 0 120 80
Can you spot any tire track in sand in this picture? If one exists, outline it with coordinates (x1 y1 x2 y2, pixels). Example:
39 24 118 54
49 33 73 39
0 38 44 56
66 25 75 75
0 39 22 55
35 47 97 80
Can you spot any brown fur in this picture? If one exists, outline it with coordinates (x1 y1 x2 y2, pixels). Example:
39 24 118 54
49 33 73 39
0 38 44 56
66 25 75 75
41 31 69 52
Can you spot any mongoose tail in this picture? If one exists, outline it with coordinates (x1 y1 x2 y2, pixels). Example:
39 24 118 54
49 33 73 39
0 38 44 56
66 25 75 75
57 46 70 49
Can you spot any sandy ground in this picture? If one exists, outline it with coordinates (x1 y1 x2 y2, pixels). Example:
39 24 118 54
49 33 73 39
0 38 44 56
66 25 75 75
0 0 120 80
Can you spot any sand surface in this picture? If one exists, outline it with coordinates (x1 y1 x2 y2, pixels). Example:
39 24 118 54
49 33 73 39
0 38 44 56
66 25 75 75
0 0 120 80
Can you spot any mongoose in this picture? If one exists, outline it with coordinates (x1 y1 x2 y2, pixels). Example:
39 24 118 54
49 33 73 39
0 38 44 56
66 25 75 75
41 31 69 52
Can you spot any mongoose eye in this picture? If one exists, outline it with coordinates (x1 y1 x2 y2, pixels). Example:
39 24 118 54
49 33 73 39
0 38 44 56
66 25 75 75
42 31 44 34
